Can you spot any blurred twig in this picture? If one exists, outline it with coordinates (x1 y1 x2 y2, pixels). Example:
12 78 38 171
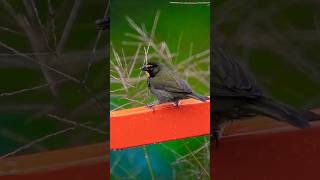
57 0 82 54
48 114 107 135
82 2 109 84
143 146 155 180
0 127 75 160
0 79 68 97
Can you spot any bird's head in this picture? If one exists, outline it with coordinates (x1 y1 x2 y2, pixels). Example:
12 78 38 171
141 62 161 77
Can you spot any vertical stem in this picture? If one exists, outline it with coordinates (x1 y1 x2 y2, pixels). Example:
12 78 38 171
143 146 155 180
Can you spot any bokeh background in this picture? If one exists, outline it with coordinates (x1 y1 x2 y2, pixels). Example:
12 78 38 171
215 0 320 110
0 0 108 159
110 0 210 179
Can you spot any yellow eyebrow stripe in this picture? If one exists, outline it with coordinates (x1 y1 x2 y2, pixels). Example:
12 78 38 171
146 65 152 68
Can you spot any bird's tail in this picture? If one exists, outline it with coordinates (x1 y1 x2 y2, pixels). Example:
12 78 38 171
188 93 209 102
246 97 311 128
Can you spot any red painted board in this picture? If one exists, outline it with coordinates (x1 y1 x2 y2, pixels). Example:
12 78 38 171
110 98 210 150
212 121 320 180
0 143 108 179
0 161 107 180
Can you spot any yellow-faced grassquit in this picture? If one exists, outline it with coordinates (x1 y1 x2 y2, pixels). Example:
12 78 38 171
212 46 320 147
141 62 209 107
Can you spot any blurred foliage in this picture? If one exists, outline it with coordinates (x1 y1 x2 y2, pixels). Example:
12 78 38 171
0 0 108 157
110 0 210 179
215 0 320 109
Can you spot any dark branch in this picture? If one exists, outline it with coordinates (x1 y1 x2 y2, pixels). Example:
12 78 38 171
57 0 82 54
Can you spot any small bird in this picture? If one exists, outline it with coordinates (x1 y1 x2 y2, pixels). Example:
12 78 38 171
212 46 320 147
141 62 209 107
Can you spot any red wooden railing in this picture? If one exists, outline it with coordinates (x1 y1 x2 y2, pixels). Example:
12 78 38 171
2 99 318 180
212 109 320 180
0 143 108 179
110 98 210 150
0 98 210 179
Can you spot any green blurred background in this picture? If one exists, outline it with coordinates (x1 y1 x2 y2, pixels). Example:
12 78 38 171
215 0 320 109
110 0 210 179
0 0 108 157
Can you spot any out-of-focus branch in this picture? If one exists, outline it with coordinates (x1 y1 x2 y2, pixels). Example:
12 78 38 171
0 40 81 84
23 0 44 28
0 41 108 112
0 79 68 97
83 3 109 83
0 127 75 160
48 114 107 135
47 0 57 49
57 0 82 54
0 48 107 69
0 128 47 152
22 0 51 50
0 0 28 28
2 0 59 97
0 26 25 36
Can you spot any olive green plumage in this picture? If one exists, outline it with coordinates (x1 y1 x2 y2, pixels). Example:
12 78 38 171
141 62 208 106
212 46 320 147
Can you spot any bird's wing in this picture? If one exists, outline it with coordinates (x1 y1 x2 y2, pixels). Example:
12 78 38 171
212 47 263 98
177 79 193 93
150 69 192 94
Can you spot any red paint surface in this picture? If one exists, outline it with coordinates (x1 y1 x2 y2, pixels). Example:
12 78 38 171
212 124 320 180
110 98 210 150
0 161 108 180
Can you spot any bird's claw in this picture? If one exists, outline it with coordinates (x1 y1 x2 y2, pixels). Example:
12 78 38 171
172 101 179 108
145 104 154 108
145 104 156 112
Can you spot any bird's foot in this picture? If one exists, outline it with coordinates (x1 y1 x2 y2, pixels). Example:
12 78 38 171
145 103 154 108
172 101 179 108
145 103 156 112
